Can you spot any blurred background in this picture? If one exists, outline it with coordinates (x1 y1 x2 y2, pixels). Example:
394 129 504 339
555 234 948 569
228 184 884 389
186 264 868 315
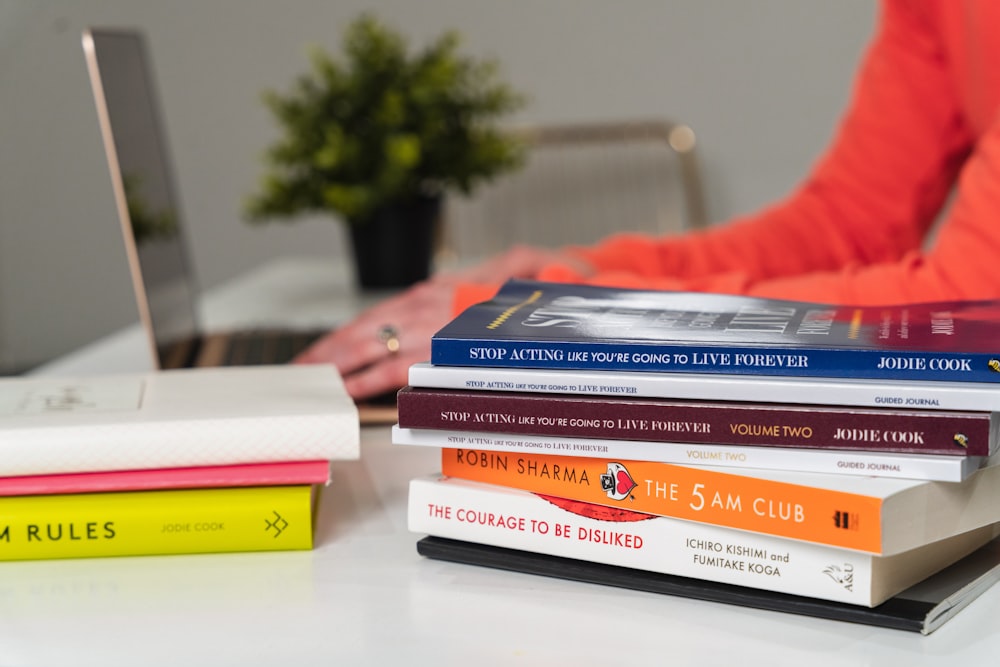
0 0 875 373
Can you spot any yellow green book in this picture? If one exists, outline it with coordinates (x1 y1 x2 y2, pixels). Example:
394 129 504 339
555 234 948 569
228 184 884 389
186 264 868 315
0 485 316 561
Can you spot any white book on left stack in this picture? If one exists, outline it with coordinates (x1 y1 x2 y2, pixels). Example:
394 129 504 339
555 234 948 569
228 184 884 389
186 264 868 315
0 365 360 476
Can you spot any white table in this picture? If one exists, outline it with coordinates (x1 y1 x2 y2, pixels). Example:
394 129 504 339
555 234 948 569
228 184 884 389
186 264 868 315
7 259 1000 666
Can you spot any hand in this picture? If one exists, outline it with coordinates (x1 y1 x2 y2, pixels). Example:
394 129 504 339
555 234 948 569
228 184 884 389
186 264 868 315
294 280 451 400
445 244 592 285
295 244 593 400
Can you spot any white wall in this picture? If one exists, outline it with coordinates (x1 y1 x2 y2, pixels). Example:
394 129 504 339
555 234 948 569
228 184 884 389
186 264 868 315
0 0 877 371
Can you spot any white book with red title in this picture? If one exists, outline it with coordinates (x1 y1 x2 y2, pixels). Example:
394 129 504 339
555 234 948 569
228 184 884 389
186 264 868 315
408 474 1000 607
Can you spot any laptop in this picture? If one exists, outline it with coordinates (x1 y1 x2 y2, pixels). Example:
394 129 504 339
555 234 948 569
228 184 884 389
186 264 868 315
81 27 327 370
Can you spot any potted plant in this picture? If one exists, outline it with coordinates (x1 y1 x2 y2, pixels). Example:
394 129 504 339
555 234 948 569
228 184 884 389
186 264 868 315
244 13 527 288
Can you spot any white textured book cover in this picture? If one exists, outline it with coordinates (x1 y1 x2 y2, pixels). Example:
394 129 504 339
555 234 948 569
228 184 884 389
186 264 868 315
0 366 359 475
408 475 997 607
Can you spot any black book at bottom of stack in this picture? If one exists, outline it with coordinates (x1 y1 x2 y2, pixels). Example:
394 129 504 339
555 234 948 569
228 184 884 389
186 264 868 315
416 535 1000 635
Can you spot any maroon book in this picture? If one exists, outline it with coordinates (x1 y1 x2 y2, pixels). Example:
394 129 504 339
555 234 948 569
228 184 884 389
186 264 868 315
396 386 996 456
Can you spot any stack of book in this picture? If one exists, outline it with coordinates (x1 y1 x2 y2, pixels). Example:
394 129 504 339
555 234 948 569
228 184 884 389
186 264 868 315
395 280 1000 633
0 365 359 561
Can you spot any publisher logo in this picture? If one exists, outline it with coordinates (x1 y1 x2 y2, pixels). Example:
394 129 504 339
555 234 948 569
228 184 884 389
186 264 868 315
832 510 858 531
600 463 637 502
822 563 855 592
265 511 289 538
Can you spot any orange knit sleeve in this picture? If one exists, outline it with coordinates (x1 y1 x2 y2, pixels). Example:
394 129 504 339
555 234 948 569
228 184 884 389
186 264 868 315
451 0 1000 309
570 0 976 305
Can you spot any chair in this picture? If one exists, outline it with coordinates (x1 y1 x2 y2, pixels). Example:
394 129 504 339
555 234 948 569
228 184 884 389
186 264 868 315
437 118 708 265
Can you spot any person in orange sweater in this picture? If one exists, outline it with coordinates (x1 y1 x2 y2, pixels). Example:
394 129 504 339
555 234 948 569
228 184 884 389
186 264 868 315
298 0 1000 400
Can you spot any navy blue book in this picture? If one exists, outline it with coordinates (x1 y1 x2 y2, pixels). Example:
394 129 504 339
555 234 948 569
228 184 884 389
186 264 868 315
430 280 1000 383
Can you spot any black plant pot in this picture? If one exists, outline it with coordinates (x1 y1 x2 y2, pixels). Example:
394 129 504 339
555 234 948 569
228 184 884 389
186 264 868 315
348 194 442 289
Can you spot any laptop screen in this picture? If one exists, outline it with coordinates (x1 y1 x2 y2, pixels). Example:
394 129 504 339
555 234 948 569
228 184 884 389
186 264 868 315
82 28 200 367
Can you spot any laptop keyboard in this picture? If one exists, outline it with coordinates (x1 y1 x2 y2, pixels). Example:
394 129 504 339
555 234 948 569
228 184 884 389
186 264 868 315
222 330 325 366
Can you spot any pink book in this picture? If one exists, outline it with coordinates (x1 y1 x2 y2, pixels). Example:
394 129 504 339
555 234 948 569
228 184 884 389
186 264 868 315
0 460 331 497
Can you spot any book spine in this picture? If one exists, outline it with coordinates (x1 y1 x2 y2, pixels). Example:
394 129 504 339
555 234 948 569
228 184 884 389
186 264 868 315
430 339 1000 383
0 460 332 497
436 446 893 553
0 485 314 561
409 476 886 605
397 387 992 456
408 363 1000 412
393 427 980 482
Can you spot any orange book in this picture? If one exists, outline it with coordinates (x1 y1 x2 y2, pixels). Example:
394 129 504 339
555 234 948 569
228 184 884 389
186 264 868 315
439 448 1000 554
